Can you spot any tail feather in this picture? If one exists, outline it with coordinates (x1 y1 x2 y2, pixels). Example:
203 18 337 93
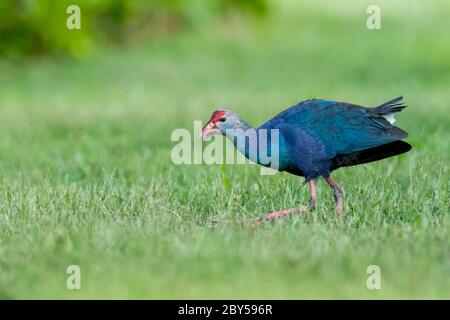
374 96 407 115
371 96 407 125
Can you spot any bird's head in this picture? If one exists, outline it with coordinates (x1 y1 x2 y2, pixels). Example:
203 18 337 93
200 109 242 139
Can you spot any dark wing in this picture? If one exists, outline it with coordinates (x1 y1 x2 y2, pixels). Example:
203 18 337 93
261 98 408 160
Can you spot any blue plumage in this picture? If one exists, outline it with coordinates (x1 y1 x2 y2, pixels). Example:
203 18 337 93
201 96 411 217
259 97 410 179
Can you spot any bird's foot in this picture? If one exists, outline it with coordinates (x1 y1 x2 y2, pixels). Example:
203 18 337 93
264 203 314 221
333 189 344 216
326 176 344 217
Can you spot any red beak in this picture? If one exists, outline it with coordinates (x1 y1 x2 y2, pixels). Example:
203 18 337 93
200 121 219 139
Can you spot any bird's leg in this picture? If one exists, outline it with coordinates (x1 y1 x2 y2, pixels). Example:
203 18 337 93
308 179 317 208
264 179 317 221
326 176 344 216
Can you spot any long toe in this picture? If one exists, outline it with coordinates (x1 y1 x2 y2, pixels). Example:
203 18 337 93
264 204 311 221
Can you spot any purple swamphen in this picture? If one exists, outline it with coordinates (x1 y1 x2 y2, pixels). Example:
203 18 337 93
200 96 411 219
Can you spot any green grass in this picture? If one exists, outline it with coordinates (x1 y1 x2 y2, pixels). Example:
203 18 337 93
0 0 449 299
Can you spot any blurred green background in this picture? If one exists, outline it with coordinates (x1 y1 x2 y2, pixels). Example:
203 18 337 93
0 0 267 58
0 0 449 299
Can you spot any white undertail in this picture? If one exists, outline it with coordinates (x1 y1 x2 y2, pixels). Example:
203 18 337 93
383 113 396 124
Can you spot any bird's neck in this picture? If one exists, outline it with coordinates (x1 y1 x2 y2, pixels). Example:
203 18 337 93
224 120 274 167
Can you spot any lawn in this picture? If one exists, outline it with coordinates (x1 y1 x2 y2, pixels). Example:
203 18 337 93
0 0 449 299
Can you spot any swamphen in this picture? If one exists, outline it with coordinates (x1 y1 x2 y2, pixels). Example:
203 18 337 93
200 96 411 219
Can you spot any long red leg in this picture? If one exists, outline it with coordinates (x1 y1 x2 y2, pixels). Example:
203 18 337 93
265 179 317 221
326 176 344 216
309 179 317 207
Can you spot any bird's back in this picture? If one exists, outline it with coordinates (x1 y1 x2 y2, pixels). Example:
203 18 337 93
260 98 408 156
259 97 410 178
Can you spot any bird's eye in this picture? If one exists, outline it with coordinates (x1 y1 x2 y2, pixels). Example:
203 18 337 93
218 117 226 122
